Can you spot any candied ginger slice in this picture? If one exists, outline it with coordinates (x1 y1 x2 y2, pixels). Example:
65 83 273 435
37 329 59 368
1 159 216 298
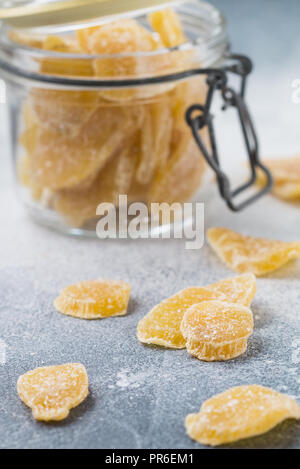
149 9 187 47
42 35 80 53
54 151 126 227
207 273 256 308
9 30 44 49
136 110 155 184
17 155 31 188
136 99 173 184
185 385 300 446
54 280 130 319
87 19 161 101
272 181 300 200
207 227 300 276
17 363 88 421
76 26 100 51
257 156 300 201
152 99 173 171
148 131 206 205
114 136 140 198
87 19 157 55
28 105 136 192
257 157 300 201
261 156 300 183
172 77 207 131
30 89 100 137
137 274 256 349
39 35 94 77
181 300 253 361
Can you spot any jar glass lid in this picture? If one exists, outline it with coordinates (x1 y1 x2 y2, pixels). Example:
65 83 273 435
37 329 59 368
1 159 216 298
0 0 190 30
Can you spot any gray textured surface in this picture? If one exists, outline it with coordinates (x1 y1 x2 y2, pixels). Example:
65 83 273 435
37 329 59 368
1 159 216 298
0 0 300 449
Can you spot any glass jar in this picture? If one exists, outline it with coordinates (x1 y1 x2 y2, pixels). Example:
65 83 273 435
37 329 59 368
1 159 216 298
0 1 271 236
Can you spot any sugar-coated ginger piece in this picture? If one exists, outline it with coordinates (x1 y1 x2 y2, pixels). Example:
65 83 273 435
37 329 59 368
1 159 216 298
135 97 173 184
148 131 206 205
181 300 254 361
207 227 300 276
82 19 158 55
259 156 300 182
149 8 187 47
76 26 100 51
39 34 94 77
82 18 184 100
17 363 89 421
54 280 130 319
54 149 129 227
271 182 300 201
42 35 80 53
17 155 31 188
185 385 300 446
16 154 45 202
27 105 138 192
137 274 256 349
171 77 207 130
30 89 100 137
136 110 155 184
85 19 161 101
257 157 300 201
113 135 140 198
206 273 256 308
151 98 173 171
8 30 44 49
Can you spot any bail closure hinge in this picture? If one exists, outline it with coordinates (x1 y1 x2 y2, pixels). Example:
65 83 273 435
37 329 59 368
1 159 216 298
186 54 273 212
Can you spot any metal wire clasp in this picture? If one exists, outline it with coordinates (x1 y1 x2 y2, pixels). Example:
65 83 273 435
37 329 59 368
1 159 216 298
186 54 273 211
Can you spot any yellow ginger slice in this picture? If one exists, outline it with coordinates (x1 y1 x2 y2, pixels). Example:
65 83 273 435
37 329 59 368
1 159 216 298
149 8 187 47
54 153 124 227
8 30 44 48
42 36 80 53
137 274 256 349
152 98 173 171
17 155 31 188
185 385 300 446
207 273 256 307
40 34 94 77
86 19 162 101
27 105 138 192
257 157 300 201
259 156 300 183
136 98 173 184
30 89 100 138
54 280 131 319
113 135 140 199
148 131 206 205
136 109 155 184
76 26 100 51
181 300 253 361
271 182 300 201
17 363 88 421
207 227 300 276
16 154 44 201
172 76 207 131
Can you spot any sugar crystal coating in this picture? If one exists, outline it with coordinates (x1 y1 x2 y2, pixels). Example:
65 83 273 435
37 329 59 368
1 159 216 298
148 131 206 205
207 227 300 276
137 274 256 349
54 280 131 319
181 300 254 361
257 156 300 201
186 385 300 446
149 9 187 47
17 363 89 421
